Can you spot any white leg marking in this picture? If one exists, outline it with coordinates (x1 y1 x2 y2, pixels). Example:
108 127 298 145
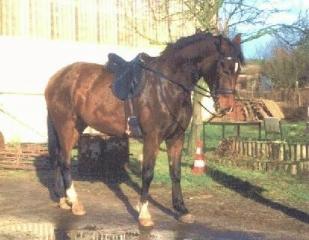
66 183 78 203
234 62 239 72
138 201 151 220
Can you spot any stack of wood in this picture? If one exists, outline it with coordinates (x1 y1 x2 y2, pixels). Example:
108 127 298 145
240 98 284 121
215 98 285 122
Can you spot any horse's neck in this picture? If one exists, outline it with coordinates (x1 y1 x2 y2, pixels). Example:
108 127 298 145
155 59 198 90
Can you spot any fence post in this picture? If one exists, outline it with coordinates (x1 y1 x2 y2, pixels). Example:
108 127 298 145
290 164 297 175
279 143 284 161
296 144 301 161
293 144 297 161
271 142 280 160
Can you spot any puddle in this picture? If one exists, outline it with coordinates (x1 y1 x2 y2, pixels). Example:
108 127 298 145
0 221 268 240
56 229 141 240
0 222 155 240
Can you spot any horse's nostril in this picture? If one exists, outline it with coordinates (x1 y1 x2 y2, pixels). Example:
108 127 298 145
215 105 233 115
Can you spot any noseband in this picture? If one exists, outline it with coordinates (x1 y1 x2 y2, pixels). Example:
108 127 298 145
215 88 236 95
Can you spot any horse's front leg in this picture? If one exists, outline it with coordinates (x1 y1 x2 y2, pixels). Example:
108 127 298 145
137 134 160 227
166 134 194 223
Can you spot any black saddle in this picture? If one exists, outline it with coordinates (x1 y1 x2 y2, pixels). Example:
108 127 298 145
107 53 146 100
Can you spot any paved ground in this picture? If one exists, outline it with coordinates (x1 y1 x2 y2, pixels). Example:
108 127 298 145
0 169 308 240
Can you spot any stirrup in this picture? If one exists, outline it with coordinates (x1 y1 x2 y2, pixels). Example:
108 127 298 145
126 116 142 138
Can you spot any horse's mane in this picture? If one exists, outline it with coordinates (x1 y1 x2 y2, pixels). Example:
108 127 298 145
160 32 245 64
161 32 214 56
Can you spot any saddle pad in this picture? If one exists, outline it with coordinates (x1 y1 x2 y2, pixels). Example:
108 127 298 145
107 53 145 100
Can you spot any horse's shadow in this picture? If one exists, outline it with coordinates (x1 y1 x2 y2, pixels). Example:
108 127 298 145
33 154 58 202
34 151 309 228
33 153 176 224
205 165 309 224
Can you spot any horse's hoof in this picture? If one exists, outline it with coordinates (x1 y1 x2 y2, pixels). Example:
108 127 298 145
178 213 195 224
72 201 86 216
59 198 71 210
139 218 154 228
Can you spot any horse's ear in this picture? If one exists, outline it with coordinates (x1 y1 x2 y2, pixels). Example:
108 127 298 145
232 33 242 45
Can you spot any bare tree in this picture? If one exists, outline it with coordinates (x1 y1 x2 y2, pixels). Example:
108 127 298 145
219 0 282 40
272 10 309 47
128 0 288 45
261 11 309 90
183 0 223 32
180 0 285 42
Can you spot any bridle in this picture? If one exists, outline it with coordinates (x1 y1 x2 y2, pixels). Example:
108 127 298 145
138 54 239 119
215 88 236 95
139 56 238 97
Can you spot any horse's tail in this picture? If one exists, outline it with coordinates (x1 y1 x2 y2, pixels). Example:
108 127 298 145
47 113 60 168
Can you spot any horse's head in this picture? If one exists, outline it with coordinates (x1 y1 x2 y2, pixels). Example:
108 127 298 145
159 32 244 114
201 34 244 114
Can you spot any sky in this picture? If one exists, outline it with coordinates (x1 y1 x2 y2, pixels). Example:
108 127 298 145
240 0 309 59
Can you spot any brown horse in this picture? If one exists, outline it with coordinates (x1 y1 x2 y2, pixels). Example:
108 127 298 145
45 32 243 227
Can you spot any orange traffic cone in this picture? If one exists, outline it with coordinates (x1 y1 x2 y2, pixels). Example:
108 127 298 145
192 139 206 175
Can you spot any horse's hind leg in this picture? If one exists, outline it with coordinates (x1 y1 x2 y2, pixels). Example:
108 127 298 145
47 115 68 209
166 134 194 223
56 120 85 215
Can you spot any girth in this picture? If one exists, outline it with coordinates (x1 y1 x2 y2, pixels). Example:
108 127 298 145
124 100 142 138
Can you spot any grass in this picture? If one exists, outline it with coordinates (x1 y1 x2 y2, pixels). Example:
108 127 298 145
2 121 308 212
128 139 309 207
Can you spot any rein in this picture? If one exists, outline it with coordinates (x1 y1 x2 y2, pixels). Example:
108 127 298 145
139 62 231 119
139 63 194 94
140 63 213 98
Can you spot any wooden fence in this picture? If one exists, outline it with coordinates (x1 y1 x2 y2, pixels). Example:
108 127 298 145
0 134 129 180
0 143 49 170
0 0 195 47
216 138 309 176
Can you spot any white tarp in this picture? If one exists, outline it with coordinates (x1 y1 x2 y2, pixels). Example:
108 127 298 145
201 96 216 122
0 36 161 143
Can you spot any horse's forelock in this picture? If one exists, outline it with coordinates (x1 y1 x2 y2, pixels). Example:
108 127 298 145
216 35 245 65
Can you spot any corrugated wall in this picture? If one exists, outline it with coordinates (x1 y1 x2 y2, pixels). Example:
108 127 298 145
0 0 195 46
